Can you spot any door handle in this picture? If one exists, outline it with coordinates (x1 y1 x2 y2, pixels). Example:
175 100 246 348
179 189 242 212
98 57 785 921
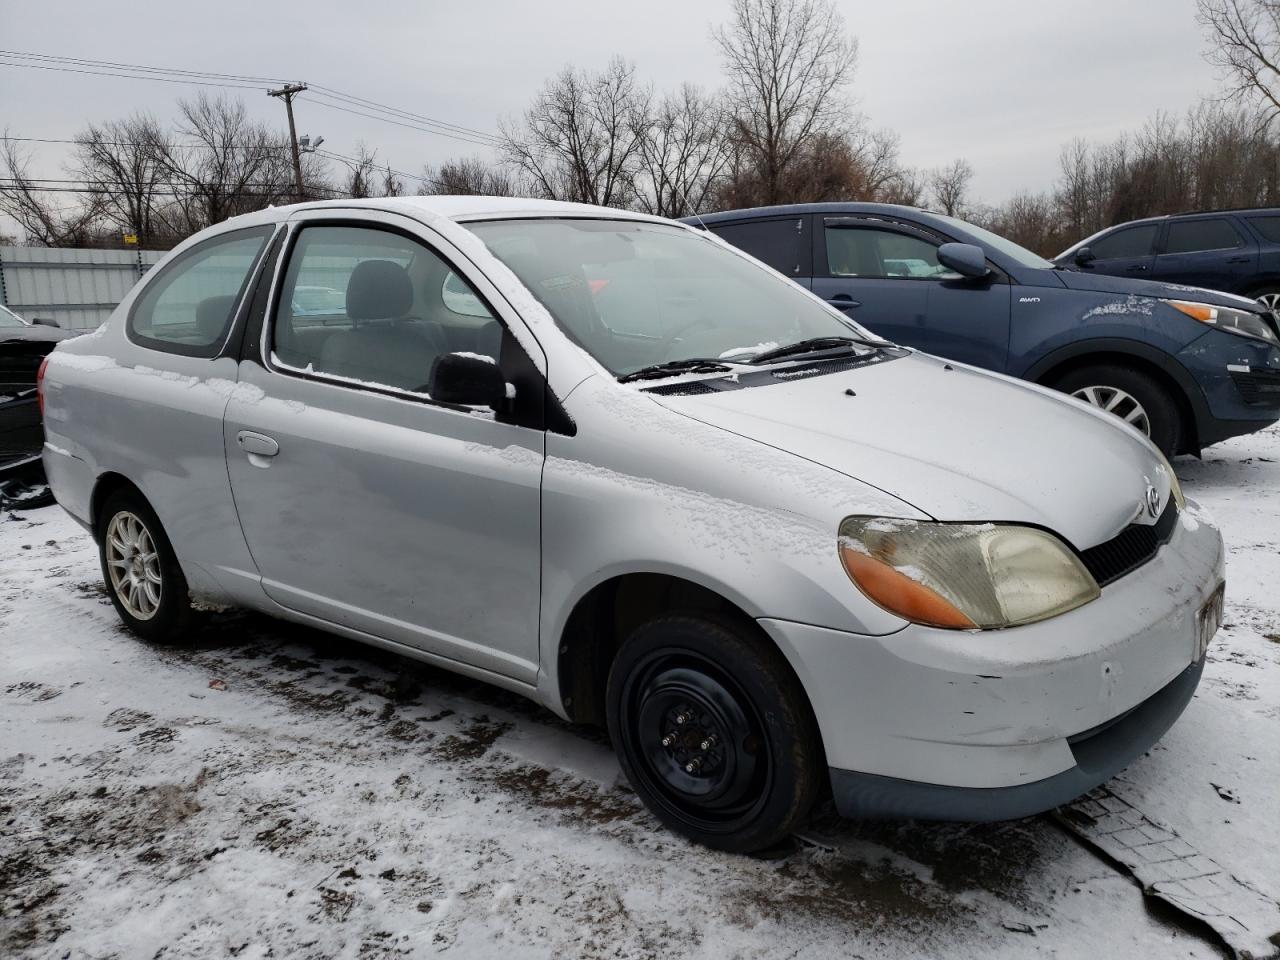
237 431 279 458
1227 256 1251 263
826 296 862 310
1125 265 1148 272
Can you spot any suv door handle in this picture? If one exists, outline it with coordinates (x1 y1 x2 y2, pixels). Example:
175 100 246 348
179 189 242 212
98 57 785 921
826 296 862 310
237 431 279 458
1125 265 1148 272
1227 256 1251 263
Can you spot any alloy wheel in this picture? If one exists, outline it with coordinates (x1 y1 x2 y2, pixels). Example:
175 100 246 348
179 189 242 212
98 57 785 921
1256 292 1280 313
104 511 163 620
1071 384 1152 437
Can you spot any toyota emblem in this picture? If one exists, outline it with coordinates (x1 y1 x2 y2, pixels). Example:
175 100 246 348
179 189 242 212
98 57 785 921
1144 483 1161 519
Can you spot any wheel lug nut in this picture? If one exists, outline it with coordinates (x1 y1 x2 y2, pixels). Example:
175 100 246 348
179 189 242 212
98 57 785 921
674 711 691 725
699 736 717 751
684 759 701 774
661 733 676 748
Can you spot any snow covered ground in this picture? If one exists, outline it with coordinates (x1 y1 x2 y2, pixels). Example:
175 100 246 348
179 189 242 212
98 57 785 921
2 427 1278 959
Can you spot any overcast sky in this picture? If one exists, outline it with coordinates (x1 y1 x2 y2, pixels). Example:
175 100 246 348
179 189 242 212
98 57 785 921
0 0 1227 221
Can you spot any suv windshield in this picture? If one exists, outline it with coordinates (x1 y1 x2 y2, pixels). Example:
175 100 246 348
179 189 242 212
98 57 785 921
465 218 881 377
933 214 1055 270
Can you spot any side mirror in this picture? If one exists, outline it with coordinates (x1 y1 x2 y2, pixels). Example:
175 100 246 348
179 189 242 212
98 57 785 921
1073 246 1096 267
936 242 990 279
428 352 510 408
32 317 60 328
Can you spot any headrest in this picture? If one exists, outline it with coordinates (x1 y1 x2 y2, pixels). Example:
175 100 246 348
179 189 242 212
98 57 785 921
195 295 236 340
346 259 413 321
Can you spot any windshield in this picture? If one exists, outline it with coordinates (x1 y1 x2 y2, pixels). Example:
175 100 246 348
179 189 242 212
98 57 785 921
465 218 879 376
0 304 28 328
932 213 1055 270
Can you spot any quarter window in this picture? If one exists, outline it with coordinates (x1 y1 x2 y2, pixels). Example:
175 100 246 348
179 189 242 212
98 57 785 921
272 225 502 395
1164 218 1243 255
1088 224 1157 260
1246 215 1280 243
825 225 950 279
128 226 272 355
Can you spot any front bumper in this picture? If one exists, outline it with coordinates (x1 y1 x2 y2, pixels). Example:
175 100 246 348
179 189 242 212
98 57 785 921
758 503 1224 816
1177 331 1280 445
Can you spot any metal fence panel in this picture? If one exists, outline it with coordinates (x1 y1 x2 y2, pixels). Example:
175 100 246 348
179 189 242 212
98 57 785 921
0 246 166 331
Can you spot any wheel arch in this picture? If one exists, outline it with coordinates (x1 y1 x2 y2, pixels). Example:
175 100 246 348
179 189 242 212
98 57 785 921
554 571 821 742
89 471 147 538
1023 339 1208 455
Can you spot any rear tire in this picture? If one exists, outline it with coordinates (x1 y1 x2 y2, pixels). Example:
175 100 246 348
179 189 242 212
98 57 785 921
605 615 822 853
96 488 194 644
1052 363 1182 456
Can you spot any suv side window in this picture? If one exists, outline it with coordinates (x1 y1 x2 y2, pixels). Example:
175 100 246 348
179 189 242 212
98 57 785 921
710 218 806 275
272 224 503 396
824 225 950 279
1245 215 1280 243
1090 224 1157 260
1164 218 1244 255
128 226 273 356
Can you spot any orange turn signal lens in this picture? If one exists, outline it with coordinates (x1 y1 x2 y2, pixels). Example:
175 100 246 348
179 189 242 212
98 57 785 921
839 546 978 630
1166 300 1215 323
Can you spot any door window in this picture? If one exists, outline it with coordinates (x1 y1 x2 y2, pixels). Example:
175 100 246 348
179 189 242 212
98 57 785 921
1088 224 1157 260
710 218 806 275
128 226 273 355
272 225 503 395
1245 215 1280 243
1163 218 1244 254
824 225 949 279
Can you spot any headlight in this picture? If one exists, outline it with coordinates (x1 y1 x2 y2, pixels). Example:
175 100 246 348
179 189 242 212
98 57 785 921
1153 448 1185 511
838 518 1100 630
1164 299 1278 344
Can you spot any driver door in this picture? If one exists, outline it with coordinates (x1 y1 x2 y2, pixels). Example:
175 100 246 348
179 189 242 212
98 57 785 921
224 211 547 684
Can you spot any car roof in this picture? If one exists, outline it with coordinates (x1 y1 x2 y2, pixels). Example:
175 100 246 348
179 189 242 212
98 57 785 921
1094 207 1280 230
682 202 937 226
227 195 672 226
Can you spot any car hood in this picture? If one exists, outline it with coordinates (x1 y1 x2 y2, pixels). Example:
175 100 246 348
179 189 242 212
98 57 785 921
650 352 1171 550
1053 269 1266 312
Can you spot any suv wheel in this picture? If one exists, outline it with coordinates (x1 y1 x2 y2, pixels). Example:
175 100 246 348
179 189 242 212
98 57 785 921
1251 287 1280 313
1052 364 1181 456
96 488 194 643
606 615 822 853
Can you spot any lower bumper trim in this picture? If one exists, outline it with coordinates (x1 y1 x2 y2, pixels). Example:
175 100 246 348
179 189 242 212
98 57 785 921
829 655 1205 822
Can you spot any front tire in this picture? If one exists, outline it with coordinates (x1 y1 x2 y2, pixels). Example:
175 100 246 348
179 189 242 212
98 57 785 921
606 615 822 853
96 488 194 643
1052 363 1182 456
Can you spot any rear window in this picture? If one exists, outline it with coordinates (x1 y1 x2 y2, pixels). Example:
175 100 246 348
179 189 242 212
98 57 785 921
1164 218 1243 255
1246 215 1280 243
709 218 807 276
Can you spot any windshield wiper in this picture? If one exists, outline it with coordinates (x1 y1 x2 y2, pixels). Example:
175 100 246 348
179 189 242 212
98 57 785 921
617 358 733 383
747 336 874 365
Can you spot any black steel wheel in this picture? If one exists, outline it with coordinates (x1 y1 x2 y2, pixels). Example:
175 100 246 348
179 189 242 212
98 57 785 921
606 615 821 853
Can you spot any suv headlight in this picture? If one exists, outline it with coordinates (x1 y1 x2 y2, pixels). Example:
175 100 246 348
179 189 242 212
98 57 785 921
1164 299 1278 344
838 518 1100 630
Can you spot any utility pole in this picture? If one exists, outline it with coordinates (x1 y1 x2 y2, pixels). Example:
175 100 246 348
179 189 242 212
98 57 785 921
267 82 308 202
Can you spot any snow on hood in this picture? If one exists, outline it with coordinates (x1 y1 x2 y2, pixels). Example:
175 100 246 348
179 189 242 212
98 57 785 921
1055 269 1267 312
649 352 1170 550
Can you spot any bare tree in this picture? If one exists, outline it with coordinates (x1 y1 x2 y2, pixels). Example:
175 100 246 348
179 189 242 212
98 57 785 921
632 83 730 217
72 114 170 246
714 0 858 205
151 93 295 234
928 158 973 216
0 135 103 246
341 144 380 199
420 156 519 196
499 57 645 206
1198 0 1280 123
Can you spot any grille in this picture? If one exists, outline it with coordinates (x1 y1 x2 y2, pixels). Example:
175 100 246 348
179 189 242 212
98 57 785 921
1230 369 1280 406
1079 499 1178 587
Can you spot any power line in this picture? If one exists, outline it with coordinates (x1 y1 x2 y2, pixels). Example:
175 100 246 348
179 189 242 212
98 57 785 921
0 49 504 149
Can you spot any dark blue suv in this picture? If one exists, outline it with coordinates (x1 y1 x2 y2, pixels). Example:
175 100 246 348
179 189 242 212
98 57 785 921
1055 208 1280 310
685 203 1280 455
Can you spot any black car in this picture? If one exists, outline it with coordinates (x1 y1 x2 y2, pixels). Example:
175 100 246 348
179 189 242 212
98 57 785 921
684 203 1280 456
1 304 77 504
1055 208 1280 310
